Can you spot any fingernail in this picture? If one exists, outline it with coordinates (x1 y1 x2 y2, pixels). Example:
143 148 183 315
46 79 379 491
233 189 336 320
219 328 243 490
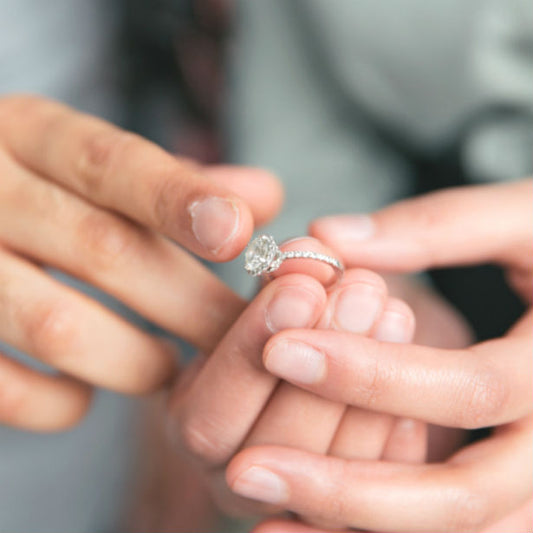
265 286 319 333
189 197 239 254
265 340 326 384
333 283 382 333
374 311 412 343
314 214 375 242
231 466 289 504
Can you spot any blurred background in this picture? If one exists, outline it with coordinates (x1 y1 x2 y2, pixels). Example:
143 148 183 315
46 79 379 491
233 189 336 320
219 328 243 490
0 1 531 531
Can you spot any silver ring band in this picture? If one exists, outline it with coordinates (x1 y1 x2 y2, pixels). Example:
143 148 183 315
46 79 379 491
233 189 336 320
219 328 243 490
244 234 344 279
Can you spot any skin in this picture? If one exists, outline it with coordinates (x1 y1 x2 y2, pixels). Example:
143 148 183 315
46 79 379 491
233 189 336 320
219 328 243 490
3 96 528 531
0 94 284 430
226 180 533 532
0 95 429 532
0 95 428 532
165 237 474 527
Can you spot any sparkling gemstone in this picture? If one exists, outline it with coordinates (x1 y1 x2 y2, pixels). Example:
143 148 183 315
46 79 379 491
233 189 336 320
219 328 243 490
244 235 279 276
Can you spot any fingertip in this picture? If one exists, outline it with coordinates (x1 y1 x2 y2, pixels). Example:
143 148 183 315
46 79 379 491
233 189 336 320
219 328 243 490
321 268 388 333
267 272 328 300
373 298 415 343
251 520 320 533
339 268 388 293
309 214 375 245
204 165 285 227
262 273 328 336
49 379 93 430
189 194 254 262
32 378 93 432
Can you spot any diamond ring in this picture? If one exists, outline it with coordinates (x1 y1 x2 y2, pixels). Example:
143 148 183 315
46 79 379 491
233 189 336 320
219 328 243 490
244 234 344 280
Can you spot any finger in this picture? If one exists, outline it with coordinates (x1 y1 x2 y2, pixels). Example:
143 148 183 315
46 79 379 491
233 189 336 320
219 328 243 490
0 153 244 352
205 269 390 518
227 417 533 532
167 274 327 466
238 271 392 524
247 269 389 450
310 179 533 272
0 248 175 393
263 311 533 428
329 297 416 461
381 418 427 463
0 95 255 260
268 237 344 289
253 519 357 533
0 353 91 430
481 496 533 533
372 299 426 463
203 165 284 227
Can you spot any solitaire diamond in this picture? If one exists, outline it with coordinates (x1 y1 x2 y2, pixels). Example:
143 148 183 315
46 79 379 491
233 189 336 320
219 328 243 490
244 234 344 284
244 235 281 276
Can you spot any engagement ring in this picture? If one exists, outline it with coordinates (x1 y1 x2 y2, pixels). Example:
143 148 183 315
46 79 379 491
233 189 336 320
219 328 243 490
244 234 344 280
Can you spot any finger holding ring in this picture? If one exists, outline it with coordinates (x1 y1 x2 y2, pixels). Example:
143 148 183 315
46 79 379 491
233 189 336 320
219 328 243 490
244 234 344 287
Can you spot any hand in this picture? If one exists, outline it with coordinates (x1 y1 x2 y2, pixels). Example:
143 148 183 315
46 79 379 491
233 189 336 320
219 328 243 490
0 94 282 431
166 236 426 524
225 180 533 532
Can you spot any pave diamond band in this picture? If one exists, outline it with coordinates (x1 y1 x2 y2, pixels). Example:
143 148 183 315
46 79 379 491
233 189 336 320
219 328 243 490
280 250 343 271
244 234 344 280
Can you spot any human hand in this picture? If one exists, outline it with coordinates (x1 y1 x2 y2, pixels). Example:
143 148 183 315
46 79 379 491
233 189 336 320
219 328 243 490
0 94 282 431
226 181 533 532
165 236 428 524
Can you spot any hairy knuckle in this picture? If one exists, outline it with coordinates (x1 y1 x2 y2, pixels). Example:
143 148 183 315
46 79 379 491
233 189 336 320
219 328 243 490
77 130 135 194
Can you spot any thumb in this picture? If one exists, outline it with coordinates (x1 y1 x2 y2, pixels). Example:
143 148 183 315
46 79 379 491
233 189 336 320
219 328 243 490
310 179 532 273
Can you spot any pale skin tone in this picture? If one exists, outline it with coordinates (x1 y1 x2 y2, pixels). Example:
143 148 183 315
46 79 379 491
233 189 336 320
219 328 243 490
159 236 475 530
0 94 284 429
2 95 530 532
166 241 428 524
227 180 533 533
0 95 423 532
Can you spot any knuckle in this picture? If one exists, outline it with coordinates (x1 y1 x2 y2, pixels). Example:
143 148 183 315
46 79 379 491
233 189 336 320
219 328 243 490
179 414 235 467
405 201 449 266
149 168 188 231
358 343 391 408
320 485 348 525
456 367 508 429
76 210 140 271
24 301 76 359
77 129 136 194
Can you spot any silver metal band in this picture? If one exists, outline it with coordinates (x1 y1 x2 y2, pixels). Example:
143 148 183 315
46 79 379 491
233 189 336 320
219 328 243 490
280 250 343 272
244 234 344 281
